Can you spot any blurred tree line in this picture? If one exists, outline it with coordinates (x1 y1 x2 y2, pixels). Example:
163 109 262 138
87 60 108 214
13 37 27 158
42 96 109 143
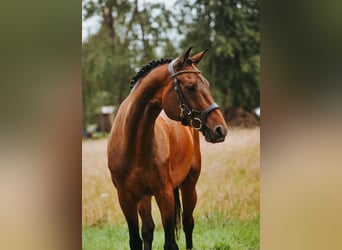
82 0 259 128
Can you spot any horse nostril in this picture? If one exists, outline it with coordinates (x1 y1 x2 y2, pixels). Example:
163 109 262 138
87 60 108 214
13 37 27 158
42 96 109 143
215 125 225 138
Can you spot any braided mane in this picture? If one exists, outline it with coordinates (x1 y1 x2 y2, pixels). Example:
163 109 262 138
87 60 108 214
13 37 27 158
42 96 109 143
130 58 173 88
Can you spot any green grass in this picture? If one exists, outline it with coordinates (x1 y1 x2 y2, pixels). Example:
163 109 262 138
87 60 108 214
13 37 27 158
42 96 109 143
82 214 259 250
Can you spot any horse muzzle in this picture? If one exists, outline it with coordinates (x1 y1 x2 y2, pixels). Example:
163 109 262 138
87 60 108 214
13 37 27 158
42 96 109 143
203 124 227 143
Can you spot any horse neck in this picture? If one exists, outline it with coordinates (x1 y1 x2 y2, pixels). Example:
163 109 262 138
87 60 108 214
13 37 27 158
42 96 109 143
124 65 169 151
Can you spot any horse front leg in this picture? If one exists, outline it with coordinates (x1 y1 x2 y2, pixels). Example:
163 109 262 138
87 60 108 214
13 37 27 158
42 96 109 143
180 169 200 250
155 187 179 250
118 191 142 250
138 196 155 250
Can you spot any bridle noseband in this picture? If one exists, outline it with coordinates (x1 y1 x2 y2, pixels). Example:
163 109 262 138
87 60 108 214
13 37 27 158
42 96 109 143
168 59 220 131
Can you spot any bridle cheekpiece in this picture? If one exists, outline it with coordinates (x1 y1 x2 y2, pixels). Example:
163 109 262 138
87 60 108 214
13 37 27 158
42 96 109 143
168 58 220 131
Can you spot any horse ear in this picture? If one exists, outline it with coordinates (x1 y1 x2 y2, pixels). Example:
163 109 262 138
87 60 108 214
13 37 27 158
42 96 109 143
176 47 193 69
191 49 208 65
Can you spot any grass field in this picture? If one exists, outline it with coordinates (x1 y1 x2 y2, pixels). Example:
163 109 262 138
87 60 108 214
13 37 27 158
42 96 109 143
82 128 260 249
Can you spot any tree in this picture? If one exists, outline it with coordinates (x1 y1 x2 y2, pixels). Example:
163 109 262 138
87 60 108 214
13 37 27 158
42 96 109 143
82 0 177 127
177 0 260 112
82 0 260 128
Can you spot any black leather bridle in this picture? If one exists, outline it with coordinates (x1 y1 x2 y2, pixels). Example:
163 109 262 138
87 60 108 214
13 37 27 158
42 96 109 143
168 58 220 131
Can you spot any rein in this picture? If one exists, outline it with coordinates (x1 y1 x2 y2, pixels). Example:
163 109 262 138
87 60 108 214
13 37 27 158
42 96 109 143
168 59 220 131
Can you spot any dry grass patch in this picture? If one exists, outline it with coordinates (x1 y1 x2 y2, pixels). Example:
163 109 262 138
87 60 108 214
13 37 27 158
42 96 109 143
197 127 260 221
82 127 259 225
82 139 124 225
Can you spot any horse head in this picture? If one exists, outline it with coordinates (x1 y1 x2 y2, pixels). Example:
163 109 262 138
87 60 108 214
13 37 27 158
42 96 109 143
162 47 228 143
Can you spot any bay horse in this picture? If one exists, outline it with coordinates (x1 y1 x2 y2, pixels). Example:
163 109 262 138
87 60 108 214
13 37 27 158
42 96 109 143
107 47 228 250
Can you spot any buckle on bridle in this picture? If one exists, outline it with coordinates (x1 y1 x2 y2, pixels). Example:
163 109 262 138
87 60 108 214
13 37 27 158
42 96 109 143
179 105 185 118
190 117 202 130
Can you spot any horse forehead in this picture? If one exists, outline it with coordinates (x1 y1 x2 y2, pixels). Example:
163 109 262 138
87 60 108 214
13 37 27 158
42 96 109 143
178 72 203 83
180 68 209 85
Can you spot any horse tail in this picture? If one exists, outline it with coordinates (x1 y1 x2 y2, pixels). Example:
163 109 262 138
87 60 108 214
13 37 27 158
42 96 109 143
174 187 182 239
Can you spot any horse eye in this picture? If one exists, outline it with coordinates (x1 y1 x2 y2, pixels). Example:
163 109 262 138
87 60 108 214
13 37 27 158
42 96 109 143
185 84 196 92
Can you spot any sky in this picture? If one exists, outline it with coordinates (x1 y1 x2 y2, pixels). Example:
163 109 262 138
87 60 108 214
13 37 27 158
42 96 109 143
82 0 176 42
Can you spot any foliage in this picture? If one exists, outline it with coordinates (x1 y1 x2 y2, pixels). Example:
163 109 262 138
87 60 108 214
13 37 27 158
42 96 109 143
82 0 177 127
82 29 132 126
82 0 260 127
177 0 260 112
